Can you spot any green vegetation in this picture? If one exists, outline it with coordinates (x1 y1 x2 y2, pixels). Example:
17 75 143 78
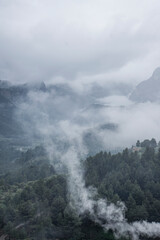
0 146 117 240
84 140 160 223
1 139 160 239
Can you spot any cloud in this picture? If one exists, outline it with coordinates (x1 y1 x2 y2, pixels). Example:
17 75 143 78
1 0 160 86
15 86 160 156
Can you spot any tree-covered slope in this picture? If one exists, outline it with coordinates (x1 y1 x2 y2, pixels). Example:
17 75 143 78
1 141 160 239
0 146 119 240
84 143 160 223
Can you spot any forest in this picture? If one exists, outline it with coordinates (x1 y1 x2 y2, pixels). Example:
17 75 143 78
0 139 160 240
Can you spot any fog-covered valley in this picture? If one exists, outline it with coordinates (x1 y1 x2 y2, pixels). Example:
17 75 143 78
1 68 160 239
1 67 160 155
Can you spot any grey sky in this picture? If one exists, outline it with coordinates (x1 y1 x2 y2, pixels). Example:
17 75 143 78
0 0 160 86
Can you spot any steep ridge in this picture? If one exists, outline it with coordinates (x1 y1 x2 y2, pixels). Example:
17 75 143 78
130 67 160 102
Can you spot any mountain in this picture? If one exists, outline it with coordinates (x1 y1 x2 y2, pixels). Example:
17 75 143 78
90 82 132 98
130 67 160 102
0 81 47 143
0 80 123 153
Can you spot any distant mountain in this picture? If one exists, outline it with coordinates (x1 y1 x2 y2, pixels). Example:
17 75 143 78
130 67 160 102
0 80 11 88
0 81 47 103
90 82 132 98
0 81 47 141
0 80 123 151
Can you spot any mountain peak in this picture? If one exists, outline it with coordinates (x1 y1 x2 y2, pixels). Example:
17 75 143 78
24 81 47 92
152 67 160 80
0 80 11 88
130 67 160 102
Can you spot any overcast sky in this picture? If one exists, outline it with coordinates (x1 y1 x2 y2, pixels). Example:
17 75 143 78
0 0 160 86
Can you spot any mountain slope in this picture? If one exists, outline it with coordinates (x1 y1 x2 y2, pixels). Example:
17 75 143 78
0 81 47 140
130 67 160 102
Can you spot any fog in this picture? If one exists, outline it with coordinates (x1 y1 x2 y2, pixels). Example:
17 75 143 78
16 87 160 152
1 0 160 238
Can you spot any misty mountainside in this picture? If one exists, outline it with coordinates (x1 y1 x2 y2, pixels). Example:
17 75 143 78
2 75 160 240
130 67 160 102
1 141 160 239
0 79 131 154
0 81 46 141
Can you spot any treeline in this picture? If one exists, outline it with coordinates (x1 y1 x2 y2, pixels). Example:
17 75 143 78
136 138 158 148
84 142 160 223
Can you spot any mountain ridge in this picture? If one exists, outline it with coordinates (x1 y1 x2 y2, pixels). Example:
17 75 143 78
130 67 160 102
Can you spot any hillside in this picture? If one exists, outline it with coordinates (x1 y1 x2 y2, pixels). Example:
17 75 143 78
1 141 160 239
85 140 160 223
130 68 160 102
0 81 47 140
0 146 119 240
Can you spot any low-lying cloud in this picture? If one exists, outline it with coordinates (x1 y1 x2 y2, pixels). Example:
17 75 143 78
16 88 160 152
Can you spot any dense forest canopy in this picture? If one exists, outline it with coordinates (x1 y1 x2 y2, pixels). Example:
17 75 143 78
0 139 160 239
